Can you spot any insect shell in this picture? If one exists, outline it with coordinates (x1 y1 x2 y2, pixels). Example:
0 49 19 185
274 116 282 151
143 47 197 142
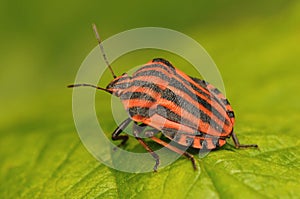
69 25 258 171
107 57 235 147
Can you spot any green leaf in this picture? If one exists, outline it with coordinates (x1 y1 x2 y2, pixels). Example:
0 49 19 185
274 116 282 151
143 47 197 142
1 123 299 198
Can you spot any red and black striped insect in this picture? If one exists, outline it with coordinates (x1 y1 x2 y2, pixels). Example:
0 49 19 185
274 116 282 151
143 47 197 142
69 24 258 171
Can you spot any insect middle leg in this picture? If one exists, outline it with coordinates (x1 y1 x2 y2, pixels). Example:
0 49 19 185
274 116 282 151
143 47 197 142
132 122 160 172
149 136 197 170
133 123 197 170
112 117 132 148
231 132 258 149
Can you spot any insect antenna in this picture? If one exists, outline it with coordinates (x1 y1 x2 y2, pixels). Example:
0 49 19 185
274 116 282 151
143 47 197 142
67 84 111 93
92 23 116 78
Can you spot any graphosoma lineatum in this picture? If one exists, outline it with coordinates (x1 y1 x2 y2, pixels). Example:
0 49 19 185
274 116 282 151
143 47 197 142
68 24 258 171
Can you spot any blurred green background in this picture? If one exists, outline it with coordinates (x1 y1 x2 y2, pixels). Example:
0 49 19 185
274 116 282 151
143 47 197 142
1 0 299 198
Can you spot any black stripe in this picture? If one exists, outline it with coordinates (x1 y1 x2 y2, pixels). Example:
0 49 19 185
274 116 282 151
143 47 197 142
128 107 152 118
200 139 207 149
189 76 230 111
188 76 223 103
161 88 212 124
227 111 235 118
212 88 221 95
183 76 212 100
128 104 202 133
111 82 130 89
222 98 230 106
180 75 227 112
189 76 208 88
152 58 175 69
129 80 163 96
134 69 170 82
156 105 181 122
121 92 156 102
169 78 230 127
156 105 199 130
135 63 175 74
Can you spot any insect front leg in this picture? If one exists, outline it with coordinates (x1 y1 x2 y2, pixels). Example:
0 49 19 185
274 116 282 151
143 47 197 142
112 118 132 148
231 132 258 149
133 122 160 172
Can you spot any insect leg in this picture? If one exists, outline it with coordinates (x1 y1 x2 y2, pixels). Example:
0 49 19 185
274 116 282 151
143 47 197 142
133 123 160 172
150 136 197 170
112 117 132 148
231 132 258 149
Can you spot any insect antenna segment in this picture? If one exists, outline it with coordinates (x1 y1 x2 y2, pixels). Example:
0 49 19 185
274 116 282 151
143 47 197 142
92 23 116 78
67 83 111 93
68 24 117 91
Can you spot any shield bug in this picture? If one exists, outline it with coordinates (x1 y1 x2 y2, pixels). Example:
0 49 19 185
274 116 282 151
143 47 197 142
68 24 258 171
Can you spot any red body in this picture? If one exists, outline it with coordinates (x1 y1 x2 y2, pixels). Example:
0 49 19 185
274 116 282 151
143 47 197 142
106 58 235 150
